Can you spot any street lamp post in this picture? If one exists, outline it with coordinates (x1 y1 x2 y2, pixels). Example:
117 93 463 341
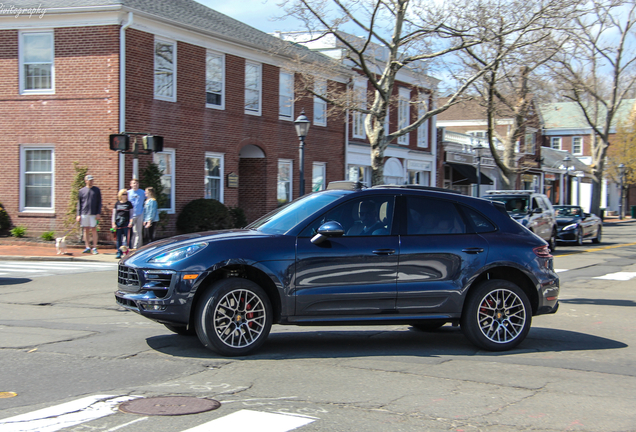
294 110 311 197
563 155 571 205
619 163 626 220
474 143 484 197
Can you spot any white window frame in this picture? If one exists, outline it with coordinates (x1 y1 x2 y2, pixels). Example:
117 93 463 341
397 88 410 145
19 145 55 213
524 130 536 155
154 37 177 102
204 152 224 203
313 79 327 127
352 79 367 139
312 162 327 192
277 159 293 205
279 71 294 120
417 100 429 148
19 30 55 95
347 164 371 187
551 137 562 150
572 136 583 155
245 61 262 116
205 50 225 109
153 148 176 214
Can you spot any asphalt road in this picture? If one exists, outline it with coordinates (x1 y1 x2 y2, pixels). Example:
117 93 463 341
1 223 635 432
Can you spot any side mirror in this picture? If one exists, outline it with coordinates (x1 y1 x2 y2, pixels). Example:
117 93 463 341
311 221 345 245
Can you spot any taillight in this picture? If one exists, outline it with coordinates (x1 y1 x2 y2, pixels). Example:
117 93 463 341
533 245 552 258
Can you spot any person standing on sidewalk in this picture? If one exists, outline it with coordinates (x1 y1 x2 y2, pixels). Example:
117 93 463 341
76 174 102 255
111 189 133 259
143 187 160 243
127 178 145 250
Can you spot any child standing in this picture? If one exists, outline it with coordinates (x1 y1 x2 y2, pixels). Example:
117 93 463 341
112 189 133 259
143 187 160 243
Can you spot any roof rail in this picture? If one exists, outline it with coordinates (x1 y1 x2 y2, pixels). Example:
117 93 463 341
372 184 463 194
484 190 535 195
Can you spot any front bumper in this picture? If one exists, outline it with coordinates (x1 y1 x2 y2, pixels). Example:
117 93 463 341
115 263 197 325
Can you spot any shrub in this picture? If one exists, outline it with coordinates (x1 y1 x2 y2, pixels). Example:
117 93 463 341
10 226 26 238
0 203 11 232
177 199 233 233
41 231 55 241
228 206 247 228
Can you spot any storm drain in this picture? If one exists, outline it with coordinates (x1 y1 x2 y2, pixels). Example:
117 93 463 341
119 396 221 416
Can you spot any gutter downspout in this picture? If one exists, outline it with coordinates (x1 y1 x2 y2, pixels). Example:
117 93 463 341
119 12 133 190
345 80 351 181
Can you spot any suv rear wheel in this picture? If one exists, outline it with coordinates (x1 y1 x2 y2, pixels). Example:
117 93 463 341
195 278 273 356
548 228 557 252
461 279 532 351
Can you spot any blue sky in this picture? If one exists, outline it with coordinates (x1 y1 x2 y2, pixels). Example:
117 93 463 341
194 0 304 34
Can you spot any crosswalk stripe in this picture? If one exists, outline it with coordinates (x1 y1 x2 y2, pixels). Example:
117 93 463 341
0 395 139 432
181 409 316 432
593 272 636 281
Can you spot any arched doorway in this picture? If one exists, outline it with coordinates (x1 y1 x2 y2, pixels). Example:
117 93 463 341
383 158 405 185
239 144 267 223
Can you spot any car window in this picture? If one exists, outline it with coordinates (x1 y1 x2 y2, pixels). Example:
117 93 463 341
405 196 466 235
532 197 541 211
461 206 496 233
300 196 394 237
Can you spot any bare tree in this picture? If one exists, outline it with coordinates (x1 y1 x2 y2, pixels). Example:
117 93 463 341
451 0 582 189
549 0 636 215
279 0 543 185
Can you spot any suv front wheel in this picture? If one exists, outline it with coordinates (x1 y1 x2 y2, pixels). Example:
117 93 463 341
461 279 532 351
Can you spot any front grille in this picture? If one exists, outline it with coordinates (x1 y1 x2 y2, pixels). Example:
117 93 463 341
118 264 140 287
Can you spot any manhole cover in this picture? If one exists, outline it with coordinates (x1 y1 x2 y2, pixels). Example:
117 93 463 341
119 396 221 416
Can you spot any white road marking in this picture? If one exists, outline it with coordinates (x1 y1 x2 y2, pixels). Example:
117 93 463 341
554 269 569 273
593 272 636 281
0 395 139 432
181 409 316 432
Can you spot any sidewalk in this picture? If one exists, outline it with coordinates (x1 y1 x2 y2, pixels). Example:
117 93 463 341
0 216 633 261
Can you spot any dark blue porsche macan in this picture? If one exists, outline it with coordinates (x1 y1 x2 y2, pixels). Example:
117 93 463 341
115 184 559 356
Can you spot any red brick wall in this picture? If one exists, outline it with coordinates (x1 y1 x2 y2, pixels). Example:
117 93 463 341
0 26 120 238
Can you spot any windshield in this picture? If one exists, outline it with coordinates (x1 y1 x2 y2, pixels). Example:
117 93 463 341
484 196 529 214
247 191 349 234
554 206 582 217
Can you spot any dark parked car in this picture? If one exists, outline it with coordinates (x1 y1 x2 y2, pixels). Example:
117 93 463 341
482 190 558 251
554 205 602 245
115 183 559 356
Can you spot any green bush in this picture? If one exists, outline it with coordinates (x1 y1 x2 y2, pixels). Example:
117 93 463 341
10 226 26 238
41 231 55 241
0 203 10 232
177 199 233 233
228 206 247 228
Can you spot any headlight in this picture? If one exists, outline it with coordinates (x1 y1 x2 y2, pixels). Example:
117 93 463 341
148 242 208 264
562 223 578 231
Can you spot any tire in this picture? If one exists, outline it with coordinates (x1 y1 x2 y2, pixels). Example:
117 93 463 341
164 323 196 336
411 320 447 332
195 278 272 356
592 226 602 244
575 227 583 246
461 279 532 351
548 228 557 252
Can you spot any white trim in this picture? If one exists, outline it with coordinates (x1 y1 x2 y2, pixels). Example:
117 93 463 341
19 145 55 213
204 152 224 203
572 136 583 155
551 136 562 150
153 148 176 214
278 71 294 121
417 99 429 148
245 61 262 116
313 79 327 127
436 119 514 127
277 159 293 204
352 78 367 139
312 162 327 192
154 36 177 102
397 87 410 145
19 29 55 95
205 50 225 110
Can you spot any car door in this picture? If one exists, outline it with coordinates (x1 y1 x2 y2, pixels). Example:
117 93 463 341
294 195 398 317
396 195 489 315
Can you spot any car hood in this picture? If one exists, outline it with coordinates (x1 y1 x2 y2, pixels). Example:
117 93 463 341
122 229 272 265
556 217 580 226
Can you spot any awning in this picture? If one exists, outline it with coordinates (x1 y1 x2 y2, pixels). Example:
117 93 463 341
447 162 493 186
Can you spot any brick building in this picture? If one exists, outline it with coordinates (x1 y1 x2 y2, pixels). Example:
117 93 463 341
0 0 350 239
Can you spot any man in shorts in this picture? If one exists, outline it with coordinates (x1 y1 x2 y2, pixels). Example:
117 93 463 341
76 174 102 254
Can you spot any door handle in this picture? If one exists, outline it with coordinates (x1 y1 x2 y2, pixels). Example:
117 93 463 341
373 249 395 255
462 248 484 254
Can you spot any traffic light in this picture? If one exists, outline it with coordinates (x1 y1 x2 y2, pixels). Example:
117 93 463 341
143 135 164 152
109 134 129 151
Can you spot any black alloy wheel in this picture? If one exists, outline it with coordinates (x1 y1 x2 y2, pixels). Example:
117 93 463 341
548 228 557 252
461 279 532 351
195 278 272 356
